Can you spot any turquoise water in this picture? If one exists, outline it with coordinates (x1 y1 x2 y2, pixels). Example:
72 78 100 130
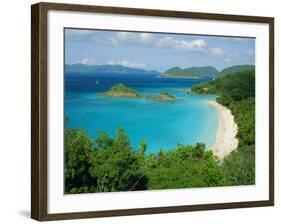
65 74 218 153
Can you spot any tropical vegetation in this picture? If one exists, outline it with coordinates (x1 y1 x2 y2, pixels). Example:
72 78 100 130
191 66 255 185
162 64 254 79
161 66 218 78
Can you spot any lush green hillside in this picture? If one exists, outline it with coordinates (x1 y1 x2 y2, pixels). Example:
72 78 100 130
161 66 218 78
161 64 255 79
217 65 255 78
65 64 159 75
191 67 255 100
191 67 255 185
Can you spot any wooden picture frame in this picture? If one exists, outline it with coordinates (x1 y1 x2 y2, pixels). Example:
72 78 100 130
31 2 274 221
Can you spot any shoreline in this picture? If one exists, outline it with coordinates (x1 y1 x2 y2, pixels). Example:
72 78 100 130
208 100 238 160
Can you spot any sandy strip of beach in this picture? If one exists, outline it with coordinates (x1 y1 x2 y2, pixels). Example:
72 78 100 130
209 100 238 160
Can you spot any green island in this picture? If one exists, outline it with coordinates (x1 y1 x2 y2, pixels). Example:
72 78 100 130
160 66 218 78
161 64 254 79
144 92 176 102
101 83 141 98
65 67 255 194
100 83 178 102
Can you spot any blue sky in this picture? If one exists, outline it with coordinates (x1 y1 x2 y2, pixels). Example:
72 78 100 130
65 28 255 72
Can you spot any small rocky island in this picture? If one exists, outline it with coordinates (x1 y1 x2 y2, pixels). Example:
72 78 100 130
144 92 176 102
100 83 178 102
102 83 141 98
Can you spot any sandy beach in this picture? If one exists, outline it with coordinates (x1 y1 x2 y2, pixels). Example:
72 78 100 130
209 100 238 160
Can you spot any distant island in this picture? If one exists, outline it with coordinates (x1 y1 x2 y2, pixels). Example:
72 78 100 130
65 64 159 75
100 83 178 102
160 66 218 78
160 65 254 79
65 63 255 80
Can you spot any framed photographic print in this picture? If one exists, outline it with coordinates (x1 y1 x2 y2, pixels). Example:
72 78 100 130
31 2 274 221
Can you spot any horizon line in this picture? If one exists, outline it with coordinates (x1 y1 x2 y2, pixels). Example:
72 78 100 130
65 63 255 73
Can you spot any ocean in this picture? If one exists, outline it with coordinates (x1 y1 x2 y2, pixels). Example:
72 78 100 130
65 73 218 153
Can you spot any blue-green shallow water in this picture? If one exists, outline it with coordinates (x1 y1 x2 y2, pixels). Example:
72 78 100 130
65 73 218 153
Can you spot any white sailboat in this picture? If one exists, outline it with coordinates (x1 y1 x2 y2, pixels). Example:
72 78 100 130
95 78 99 85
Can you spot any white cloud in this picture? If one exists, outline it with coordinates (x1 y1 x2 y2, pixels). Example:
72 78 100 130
154 37 176 48
139 33 153 44
112 32 207 52
79 58 96 65
210 47 224 57
107 60 146 69
154 37 206 52
178 39 206 51
74 58 146 69
107 60 116 65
